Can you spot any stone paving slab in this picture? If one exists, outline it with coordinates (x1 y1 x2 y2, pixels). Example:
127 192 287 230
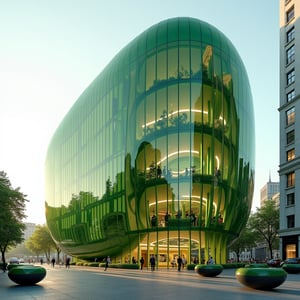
1 265 300 300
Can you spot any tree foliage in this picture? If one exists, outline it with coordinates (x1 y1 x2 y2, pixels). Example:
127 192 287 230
26 225 57 262
0 171 27 267
248 200 279 259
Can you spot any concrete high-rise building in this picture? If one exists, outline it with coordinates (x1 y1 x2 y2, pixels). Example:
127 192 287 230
279 0 300 259
260 174 279 207
23 222 36 240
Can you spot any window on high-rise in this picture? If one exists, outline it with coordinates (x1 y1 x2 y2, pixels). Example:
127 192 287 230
286 6 295 23
287 193 295 206
287 90 295 102
287 171 295 187
287 148 295 161
286 107 295 125
287 69 295 85
287 130 295 144
286 45 295 64
287 215 295 228
287 27 295 43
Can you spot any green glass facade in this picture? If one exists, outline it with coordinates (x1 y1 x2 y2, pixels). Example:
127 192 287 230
45 17 255 265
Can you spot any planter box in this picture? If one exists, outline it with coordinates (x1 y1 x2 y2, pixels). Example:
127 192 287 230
195 264 223 277
281 263 300 274
244 263 268 268
235 267 287 290
8 266 46 285
7 263 31 271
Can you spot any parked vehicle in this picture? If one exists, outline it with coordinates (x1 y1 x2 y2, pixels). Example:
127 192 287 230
267 259 281 267
8 257 19 264
280 258 300 267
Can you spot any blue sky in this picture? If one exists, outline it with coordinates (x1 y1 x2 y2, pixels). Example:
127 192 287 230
0 0 279 224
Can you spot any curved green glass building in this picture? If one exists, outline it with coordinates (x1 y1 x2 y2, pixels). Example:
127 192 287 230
45 17 255 265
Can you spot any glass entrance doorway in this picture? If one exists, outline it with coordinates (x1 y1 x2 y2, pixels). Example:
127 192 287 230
140 237 202 269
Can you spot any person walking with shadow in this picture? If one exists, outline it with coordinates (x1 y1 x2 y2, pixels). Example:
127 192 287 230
140 257 144 270
65 257 71 269
51 257 55 268
177 256 183 271
150 254 155 271
104 256 110 271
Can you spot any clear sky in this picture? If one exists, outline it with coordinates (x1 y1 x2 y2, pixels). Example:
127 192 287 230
0 0 279 225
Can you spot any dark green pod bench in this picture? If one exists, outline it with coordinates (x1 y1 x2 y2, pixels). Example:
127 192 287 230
7 263 20 271
244 263 268 268
8 265 46 285
281 263 300 274
7 263 32 271
236 267 287 290
195 264 223 277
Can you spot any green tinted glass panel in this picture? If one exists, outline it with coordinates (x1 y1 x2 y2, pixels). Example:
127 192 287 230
45 18 255 264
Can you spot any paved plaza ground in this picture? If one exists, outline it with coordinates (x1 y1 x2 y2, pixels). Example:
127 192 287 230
1 265 300 300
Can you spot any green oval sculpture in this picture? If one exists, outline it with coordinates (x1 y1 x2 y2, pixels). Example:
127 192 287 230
195 264 223 277
244 263 269 268
281 263 300 274
7 263 20 271
8 266 46 285
45 17 255 263
7 263 32 271
236 267 287 290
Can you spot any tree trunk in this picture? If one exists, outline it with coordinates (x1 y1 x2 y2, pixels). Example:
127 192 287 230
268 240 273 259
1 249 7 271
56 248 61 263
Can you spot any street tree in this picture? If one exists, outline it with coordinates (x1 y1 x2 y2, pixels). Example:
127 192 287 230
26 225 58 262
0 171 27 268
26 238 42 261
248 200 279 259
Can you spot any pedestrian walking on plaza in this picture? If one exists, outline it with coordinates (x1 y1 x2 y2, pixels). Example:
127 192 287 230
104 256 111 271
150 254 155 271
51 257 55 268
177 256 183 271
65 257 71 269
182 256 186 269
140 257 144 270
